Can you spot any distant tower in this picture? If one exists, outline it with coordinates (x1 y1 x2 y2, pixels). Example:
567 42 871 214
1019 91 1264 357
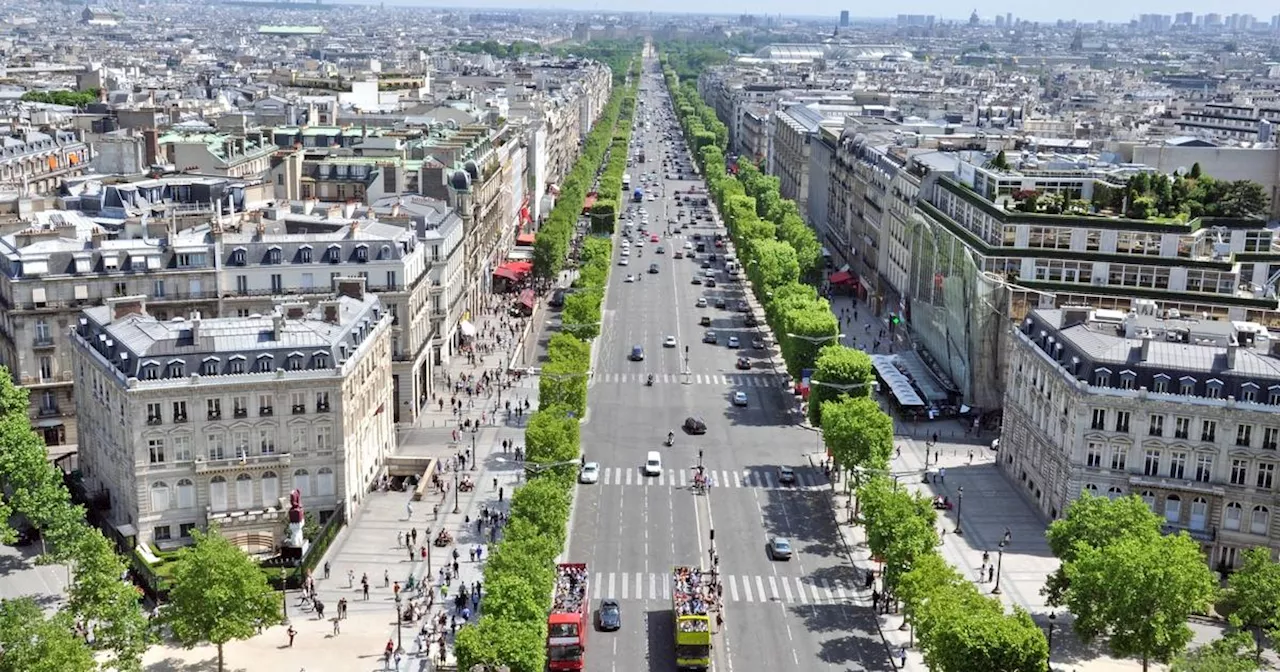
1070 27 1083 51
969 9 980 26
839 10 849 26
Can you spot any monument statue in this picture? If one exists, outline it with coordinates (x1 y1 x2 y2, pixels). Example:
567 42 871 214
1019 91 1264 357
284 488 305 548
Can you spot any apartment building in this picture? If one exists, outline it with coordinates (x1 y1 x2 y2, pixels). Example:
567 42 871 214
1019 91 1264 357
157 129 276 179
1004 306 1280 570
0 129 93 195
71 283 393 548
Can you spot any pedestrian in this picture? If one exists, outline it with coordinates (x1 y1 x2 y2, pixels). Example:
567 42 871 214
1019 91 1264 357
499 486 504 501
394 581 401 598
411 528 418 546
384 569 390 588
339 597 348 619
397 531 403 547
407 501 414 518
871 590 880 610
315 601 325 620
348 569 355 588
968 450 974 464
939 467 946 483
363 582 370 600
286 625 296 647
988 565 995 583
323 561 331 580
897 646 907 668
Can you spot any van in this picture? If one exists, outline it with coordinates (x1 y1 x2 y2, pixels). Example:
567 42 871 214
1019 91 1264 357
644 451 662 476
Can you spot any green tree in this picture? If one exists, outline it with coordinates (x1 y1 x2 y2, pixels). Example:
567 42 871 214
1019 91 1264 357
821 396 893 479
859 476 936 594
777 213 822 278
454 614 547 672
560 292 602 340
1170 632 1259 672
547 333 591 365
508 477 571 544
807 345 875 427
990 150 1011 170
1063 533 1218 671
746 238 800 290
1189 162 1202 179
63 530 150 672
163 530 282 672
1224 546 1280 658
475 574 545 624
539 360 588 417
778 308 839 380
1043 492 1164 605
0 598 95 672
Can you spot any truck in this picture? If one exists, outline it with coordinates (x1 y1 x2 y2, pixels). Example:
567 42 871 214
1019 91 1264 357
622 173 631 190
547 563 589 670
633 188 644 203
672 566 712 670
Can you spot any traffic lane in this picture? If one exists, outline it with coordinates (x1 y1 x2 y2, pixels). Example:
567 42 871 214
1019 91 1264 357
729 603 804 672
789 599 894 671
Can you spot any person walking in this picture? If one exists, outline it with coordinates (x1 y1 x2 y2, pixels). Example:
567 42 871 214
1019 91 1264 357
384 569 390 588
286 625 297 647
347 569 355 588
323 561 330 580
332 616 341 635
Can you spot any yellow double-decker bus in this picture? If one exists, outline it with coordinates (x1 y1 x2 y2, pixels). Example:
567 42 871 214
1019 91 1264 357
672 566 712 670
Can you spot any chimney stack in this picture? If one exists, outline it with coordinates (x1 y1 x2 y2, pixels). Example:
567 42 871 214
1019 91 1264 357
90 227 105 248
190 311 201 342
321 302 341 325
1227 344 1239 370
1140 336 1153 362
107 296 147 322
272 311 284 341
335 277 365 301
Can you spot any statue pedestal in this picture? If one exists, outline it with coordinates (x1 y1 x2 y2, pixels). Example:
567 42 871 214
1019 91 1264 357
281 543 309 561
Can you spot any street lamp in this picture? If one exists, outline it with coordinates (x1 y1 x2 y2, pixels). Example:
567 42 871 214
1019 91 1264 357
1046 612 1057 670
280 568 289 624
785 332 847 344
395 593 403 653
453 470 460 514
992 528 1012 594
955 486 964 535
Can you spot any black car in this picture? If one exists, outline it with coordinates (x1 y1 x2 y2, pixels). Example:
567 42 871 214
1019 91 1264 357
648 263 660 274
549 289 566 308
684 416 708 434
598 599 621 631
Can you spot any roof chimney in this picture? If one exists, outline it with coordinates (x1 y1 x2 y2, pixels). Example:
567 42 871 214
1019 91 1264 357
1227 344 1239 370
336 277 365 301
321 301 341 325
107 296 147 322
190 310 201 342
254 220 266 241
348 220 360 238
90 227 105 248
1140 336 1153 362
272 311 284 341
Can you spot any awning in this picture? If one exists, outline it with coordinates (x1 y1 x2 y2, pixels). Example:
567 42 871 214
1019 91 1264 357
828 270 852 284
493 261 533 281
459 320 477 337
870 355 925 407
516 233 536 246
518 289 536 309
493 266 522 281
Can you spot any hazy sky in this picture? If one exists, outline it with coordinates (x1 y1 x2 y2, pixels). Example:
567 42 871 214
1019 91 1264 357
382 0 1280 25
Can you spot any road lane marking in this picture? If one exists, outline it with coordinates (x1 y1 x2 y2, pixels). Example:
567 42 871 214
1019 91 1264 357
635 573 643 601
741 575 752 602
609 573 616 599
593 572 602 599
755 576 766 602
620 573 628 599
768 576 779 601
650 573 657 600
793 578 806 604
729 574 739 602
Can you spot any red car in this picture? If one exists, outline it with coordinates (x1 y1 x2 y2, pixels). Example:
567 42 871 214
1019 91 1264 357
735 357 752 370
715 240 724 248
650 234 659 243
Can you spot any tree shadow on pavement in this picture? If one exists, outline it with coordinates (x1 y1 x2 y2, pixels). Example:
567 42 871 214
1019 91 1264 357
788 602 889 666
804 564 864 594
754 477 840 554
145 657 236 672
645 609 675 672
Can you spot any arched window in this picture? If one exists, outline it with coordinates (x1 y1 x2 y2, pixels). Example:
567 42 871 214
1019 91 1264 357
1140 490 1156 511
236 473 254 509
150 481 170 512
176 479 195 509
261 471 279 505
209 475 228 512
317 467 335 497
1083 483 1098 495
1106 486 1124 500
294 469 311 497
1224 502 1243 531
1252 505 1270 536
1189 497 1208 531
1163 494 1181 524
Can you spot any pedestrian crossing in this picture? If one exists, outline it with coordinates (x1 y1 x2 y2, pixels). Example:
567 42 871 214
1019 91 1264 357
596 372 787 387
591 467 827 490
590 571 863 605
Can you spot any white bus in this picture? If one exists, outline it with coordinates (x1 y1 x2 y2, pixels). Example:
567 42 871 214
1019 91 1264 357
622 174 631 190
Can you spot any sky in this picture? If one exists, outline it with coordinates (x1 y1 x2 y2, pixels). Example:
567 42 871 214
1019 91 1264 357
375 0 1280 25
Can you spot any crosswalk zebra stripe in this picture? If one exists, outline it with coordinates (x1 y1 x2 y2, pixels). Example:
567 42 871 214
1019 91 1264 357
609 573 617 599
729 575 740 602
781 577 793 602
794 577 806 604
741 575 753 602
635 573 643 601
756 576 766 602
768 576 780 601
586 572 865 604
621 573 628 600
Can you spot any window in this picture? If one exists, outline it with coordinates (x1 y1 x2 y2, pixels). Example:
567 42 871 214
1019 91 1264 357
1231 459 1249 485
153 526 171 542
1163 494 1181 524
317 467 335 496
1202 420 1217 443
233 396 248 418
1237 424 1254 448
355 245 368 262
1258 462 1275 490
176 253 205 268
1153 376 1170 394
114 281 127 296
1148 414 1164 437
1169 452 1187 480
153 279 165 297
313 354 330 369
1107 486 1124 499
271 274 283 293
233 430 250 459
38 356 53 381
291 426 307 453
176 479 195 509
259 429 275 455
180 523 196 538
257 356 273 373
1175 417 1191 440
1091 408 1106 431
1242 386 1258 403
1143 449 1161 476
386 270 397 288
1190 498 1208 531
229 358 244 375
147 437 166 463
1252 505 1271 535
1086 442 1104 468
175 435 194 460
1271 386 1280 405
172 400 188 422
150 482 170 512
259 394 274 415
147 402 162 425
1140 490 1156 510
1119 372 1135 390
1094 370 1111 387
291 392 306 414
301 272 314 288
207 433 226 461
1115 411 1131 433
294 469 311 497
1206 380 1223 399
269 247 282 264
300 247 312 263
1110 446 1128 472
167 361 184 378
288 355 303 371
262 471 280 504
1224 502 1243 531
34 317 50 344
1266 427 1280 451
316 391 330 412
236 473 254 509
1181 378 1196 396
316 426 332 452
202 359 218 376
209 476 228 512
1195 454 1213 483
207 398 222 420
233 248 247 265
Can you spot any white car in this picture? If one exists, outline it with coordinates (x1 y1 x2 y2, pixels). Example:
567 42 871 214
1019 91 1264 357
727 336 740 348
732 391 748 407
696 297 708 307
664 335 678 348
621 248 630 257
625 274 635 283
579 462 600 484
618 258 629 266
684 241 694 250
644 451 663 476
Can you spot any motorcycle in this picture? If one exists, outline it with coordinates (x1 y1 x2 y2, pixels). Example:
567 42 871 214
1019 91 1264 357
646 375 654 387
665 432 675 447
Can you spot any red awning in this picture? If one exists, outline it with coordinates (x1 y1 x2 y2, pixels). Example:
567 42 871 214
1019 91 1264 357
494 261 533 281
829 270 856 285
516 233 536 246
518 289 536 309
493 266 522 281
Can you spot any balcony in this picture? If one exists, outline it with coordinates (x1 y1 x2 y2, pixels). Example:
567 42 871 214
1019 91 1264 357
207 411 221 421
259 406 274 417
147 415 163 426
233 408 248 419
316 403 331 413
292 404 306 415
37 405 59 418
174 413 189 423
193 451 292 475
32 335 54 349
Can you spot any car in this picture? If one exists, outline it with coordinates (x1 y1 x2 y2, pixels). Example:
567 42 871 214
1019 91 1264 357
684 241 694 250
648 263 659 274
655 246 665 254
618 258 629 266
706 279 716 287
702 330 717 344
650 234 660 242
644 451 663 476
683 416 708 434
579 462 601 484
732 391 748 407
664 335 678 348
704 270 715 278
701 260 712 269
727 336 740 348
768 537 793 561
625 274 635 283
630 345 645 361
597 599 622 631
715 297 727 309
778 466 796 485
695 297 708 308
620 248 630 257
743 313 757 326
691 276 702 285
673 251 684 259
735 357 751 370
738 301 751 313
699 315 712 327
549 289 566 308
752 338 765 349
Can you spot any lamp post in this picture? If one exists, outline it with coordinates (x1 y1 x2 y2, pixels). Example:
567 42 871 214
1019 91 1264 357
992 529 1012 594
394 593 403 653
425 527 432 573
280 568 289 624
453 470 460 514
1047 612 1057 670
955 486 964 535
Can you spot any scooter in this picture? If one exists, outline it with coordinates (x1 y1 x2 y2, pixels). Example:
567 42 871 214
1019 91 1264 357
665 433 675 447
646 375 654 387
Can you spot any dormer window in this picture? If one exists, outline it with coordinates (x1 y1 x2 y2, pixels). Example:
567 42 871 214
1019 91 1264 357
142 362 159 380
256 354 273 373
355 244 369 262
166 361 185 378
1119 370 1136 390
232 247 247 265
287 353 303 371
1180 376 1197 396
327 244 342 263
1270 385 1280 405
1206 379 1224 399
229 355 245 374
1242 382 1260 403
268 246 282 264
1153 373 1170 394
1094 368 1112 388
312 352 330 369
299 246 312 263
380 244 392 260
202 357 220 376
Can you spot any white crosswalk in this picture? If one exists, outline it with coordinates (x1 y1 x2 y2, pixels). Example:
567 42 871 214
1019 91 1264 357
596 372 787 387
593 467 827 490
589 571 863 605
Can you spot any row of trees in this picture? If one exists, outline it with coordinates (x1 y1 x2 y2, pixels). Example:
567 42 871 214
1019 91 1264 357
455 55 640 672
20 89 100 107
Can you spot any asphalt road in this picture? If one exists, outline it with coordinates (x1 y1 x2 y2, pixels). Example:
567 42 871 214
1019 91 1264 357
564 56 893 672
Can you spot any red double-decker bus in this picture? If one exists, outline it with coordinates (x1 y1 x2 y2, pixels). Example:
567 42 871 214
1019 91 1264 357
547 563 589 670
